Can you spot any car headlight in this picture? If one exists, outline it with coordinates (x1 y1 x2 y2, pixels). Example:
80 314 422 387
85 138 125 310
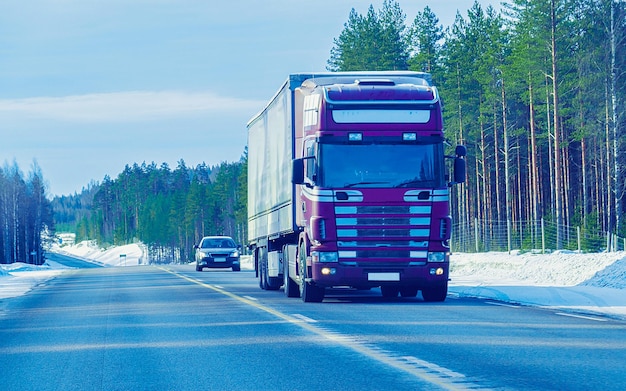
230 250 240 257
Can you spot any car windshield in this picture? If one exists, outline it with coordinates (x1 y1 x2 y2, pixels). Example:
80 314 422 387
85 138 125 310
201 238 235 248
318 142 444 188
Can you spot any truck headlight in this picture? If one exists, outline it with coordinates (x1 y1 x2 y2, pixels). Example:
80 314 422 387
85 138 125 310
311 251 338 263
427 252 446 262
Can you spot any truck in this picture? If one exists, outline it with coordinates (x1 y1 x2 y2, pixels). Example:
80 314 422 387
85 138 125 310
247 71 466 302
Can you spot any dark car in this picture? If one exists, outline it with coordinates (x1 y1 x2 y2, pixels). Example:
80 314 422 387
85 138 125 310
194 236 241 271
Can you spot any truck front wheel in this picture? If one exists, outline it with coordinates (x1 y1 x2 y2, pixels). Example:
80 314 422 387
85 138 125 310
421 284 448 302
284 252 300 298
400 286 418 298
299 243 324 303
380 286 399 298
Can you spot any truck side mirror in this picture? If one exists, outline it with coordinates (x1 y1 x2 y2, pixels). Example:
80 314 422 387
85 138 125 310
453 144 466 184
454 157 466 184
292 158 305 184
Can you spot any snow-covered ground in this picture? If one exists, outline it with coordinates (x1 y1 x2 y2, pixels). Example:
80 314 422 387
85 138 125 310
2 241 625 320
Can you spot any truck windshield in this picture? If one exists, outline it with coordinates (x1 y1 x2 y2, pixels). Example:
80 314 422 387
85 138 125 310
319 143 444 189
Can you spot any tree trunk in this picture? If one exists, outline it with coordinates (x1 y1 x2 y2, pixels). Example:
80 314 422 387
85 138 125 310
551 0 563 249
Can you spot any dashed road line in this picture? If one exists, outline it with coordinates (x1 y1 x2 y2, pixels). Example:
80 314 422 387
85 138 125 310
292 313 317 323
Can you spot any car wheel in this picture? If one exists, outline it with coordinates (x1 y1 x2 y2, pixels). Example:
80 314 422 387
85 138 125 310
196 266 202 272
232 264 240 272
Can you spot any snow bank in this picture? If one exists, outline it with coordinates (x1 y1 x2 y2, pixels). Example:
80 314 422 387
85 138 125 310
55 241 145 266
450 251 626 287
449 251 626 319
0 261 69 299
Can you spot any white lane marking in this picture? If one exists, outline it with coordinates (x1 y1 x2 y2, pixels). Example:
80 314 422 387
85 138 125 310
486 301 520 308
400 356 466 379
555 312 607 322
292 314 317 323
242 295 258 301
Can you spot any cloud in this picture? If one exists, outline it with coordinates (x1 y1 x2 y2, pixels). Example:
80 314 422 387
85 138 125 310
0 91 265 123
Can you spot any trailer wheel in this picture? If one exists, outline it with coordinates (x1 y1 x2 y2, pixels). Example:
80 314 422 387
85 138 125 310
258 249 267 290
265 268 281 291
259 248 280 290
299 243 324 303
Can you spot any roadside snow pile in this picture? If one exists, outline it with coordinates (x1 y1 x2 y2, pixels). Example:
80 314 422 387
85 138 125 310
55 241 145 266
0 261 68 300
580 257 626 289
450 251 626 287
449 251 626 319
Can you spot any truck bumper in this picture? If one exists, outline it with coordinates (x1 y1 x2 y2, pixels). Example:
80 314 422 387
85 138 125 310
310 262 449 289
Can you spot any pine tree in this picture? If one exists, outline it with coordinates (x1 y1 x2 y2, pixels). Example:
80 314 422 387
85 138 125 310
327 2 409 71
407 6 444 80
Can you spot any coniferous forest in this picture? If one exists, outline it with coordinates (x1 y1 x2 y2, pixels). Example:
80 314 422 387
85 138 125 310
5 0 625 264
0 162 53 264
53 158 247 263
329 0 626 252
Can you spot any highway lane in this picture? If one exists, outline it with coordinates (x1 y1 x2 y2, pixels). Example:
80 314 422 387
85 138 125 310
1 263 625 391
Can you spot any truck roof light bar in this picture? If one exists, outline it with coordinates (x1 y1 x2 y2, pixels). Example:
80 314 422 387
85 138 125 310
355 79 395 86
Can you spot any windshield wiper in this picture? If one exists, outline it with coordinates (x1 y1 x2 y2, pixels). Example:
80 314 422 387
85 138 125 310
343 181 390 188
394 178 429 188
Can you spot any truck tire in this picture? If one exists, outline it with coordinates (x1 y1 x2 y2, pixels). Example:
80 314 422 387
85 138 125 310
299 243 324 303
284 253 300 298
258 249 267 290
421 284 447 302
260 250 281 291
266 272 281 290
400 286 418 298
380 286 399 298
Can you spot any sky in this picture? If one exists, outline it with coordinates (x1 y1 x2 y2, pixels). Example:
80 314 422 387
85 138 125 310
0 0 503 196
3 245 626 321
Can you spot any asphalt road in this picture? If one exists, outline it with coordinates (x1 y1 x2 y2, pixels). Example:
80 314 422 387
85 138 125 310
1 256 625 391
